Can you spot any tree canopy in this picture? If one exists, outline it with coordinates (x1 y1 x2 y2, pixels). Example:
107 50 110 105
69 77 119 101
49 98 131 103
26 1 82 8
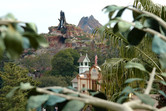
0 63 38 111
51 48 79 76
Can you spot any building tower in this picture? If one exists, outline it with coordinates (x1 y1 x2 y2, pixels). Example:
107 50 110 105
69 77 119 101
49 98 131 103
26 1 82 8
77 53 90 74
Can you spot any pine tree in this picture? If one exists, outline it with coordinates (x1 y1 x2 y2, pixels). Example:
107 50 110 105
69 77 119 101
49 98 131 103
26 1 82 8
0 62 38 111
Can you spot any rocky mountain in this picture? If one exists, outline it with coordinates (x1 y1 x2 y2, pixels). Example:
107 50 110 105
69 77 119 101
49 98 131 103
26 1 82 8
48 23 90 39
41 23 92 54
77 15 102 33
39 14 102 54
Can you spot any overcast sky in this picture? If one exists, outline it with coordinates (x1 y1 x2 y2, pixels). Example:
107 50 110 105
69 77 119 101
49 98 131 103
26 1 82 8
0 0 166 33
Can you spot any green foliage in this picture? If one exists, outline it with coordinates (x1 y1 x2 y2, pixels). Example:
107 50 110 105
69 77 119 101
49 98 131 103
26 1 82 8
135 92 155 106
101 58 147 101
0 13 48 59
77 44 109 66
8 82 109 111
19 53 52 74
104 5 166 56
51 48 79 76
62 100 84 111
124 78 143 84
134 0 166 21
125 61 147 72
102 2 166 109
27 95 49 110
36 75 69 87
0 63 38 111
100 3 166 102
127 28 146 45
46 95 66 106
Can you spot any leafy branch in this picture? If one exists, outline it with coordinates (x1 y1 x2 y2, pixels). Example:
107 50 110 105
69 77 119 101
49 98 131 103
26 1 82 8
0 13 48 59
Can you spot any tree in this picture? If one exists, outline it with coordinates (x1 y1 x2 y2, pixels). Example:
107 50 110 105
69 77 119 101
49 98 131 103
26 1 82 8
51 48 79 76
37 75 69 87
99 0 165 101
133 0 166 107
134 0 166 21
0 63 38 111
19 52 52 76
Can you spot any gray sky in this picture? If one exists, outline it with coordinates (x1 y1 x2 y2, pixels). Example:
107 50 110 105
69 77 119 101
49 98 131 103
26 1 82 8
0 0 166 33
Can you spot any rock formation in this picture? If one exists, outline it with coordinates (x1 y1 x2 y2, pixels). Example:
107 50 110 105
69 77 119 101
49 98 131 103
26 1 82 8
77 15 102 33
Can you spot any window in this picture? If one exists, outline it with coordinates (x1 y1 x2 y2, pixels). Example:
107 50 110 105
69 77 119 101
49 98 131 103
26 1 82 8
82 84 85 93
85 62 87 66
81 62 83 66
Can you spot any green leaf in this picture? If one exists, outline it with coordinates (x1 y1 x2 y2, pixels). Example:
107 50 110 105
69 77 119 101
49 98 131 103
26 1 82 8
125 78 143 84
93 92 107 100
117 96 128 103
113 21 131 33
159 26 166 36
20 82 34 90
4 24 23 59
159 54 166 69
113 23 119 33
115 7 126 18
23 33 48 49
90 91 99 96
144 17 159 32
152 35 166 54
134 21 144 29
22 37 30 49
160 80 166 86
135 92 155 106
161 73 166 77
127 28 145 45
158 90 166 98
27 95 49 110
87 89 99 96
67 86 77 91
125 61 146 72
49 88 63 93
15 24 24 34
103 5 123 13
26 23 38 33
6 87 19 98
36 35 49 47
121 86 134 94
133 14 149 21
23 32 39 49
62 100 85 111
118 21 131 32
132 10 140 20
5 13 16 21
46 95 66 106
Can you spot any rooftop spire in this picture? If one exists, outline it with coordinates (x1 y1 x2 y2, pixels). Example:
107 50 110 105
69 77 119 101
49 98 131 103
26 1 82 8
95 55 98 66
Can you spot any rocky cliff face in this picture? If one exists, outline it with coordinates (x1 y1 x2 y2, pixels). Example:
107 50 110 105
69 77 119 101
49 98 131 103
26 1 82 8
41 15 102 54
77 15 102 33
42 23 92 54
48 24 91 38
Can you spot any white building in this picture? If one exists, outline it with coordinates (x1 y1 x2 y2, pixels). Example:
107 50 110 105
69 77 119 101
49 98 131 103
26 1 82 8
71 54 102 91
